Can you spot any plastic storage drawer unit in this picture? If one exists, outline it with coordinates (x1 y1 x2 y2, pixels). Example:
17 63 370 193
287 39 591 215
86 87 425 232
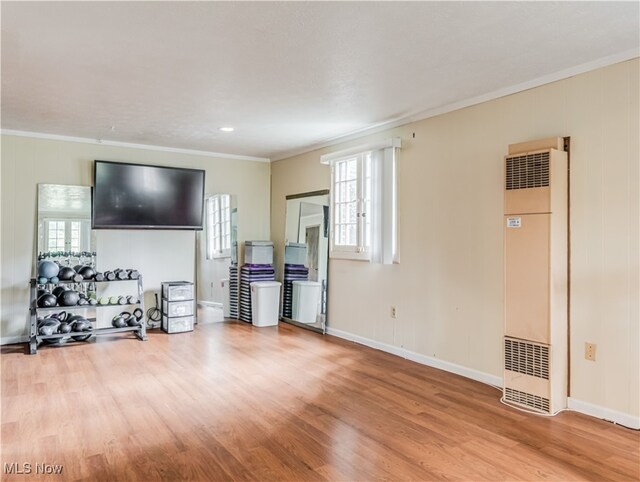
161 281 194 301
162 315 194 334
162 299 194 318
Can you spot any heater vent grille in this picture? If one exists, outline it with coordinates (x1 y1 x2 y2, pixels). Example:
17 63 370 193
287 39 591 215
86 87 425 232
504 387 550 413
504 338 549 379
506 151 550 190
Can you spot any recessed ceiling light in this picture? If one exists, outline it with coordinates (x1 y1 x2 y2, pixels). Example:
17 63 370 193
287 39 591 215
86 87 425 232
219 127 235 132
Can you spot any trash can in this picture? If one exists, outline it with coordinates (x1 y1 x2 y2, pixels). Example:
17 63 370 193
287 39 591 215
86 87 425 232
250 281 281 327
221 278 230 318
292 281 322 324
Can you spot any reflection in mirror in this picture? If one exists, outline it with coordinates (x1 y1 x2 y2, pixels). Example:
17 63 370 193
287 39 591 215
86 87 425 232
200 194 238 306
37 184 96 267
283 191 329 333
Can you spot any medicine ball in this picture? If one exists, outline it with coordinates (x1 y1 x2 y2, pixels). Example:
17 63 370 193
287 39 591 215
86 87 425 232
37 260 59 280
73 264 83 273
37 293 57 308
57 290 80 307
58 266 76 281
78 266 96 280
36 288 49 299
52 286 67 298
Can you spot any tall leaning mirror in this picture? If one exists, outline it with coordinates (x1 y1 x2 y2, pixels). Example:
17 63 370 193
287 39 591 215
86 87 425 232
37 184 96 269
282 190 329 333
198 194 238 313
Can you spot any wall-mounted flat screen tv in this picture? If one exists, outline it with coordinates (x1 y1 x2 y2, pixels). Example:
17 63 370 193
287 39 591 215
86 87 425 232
92 160 205 230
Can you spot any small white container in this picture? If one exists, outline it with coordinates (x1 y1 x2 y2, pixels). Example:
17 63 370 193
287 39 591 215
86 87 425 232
245 241 274 265
292 281 322 324
250 281 281 327
285 243 307 265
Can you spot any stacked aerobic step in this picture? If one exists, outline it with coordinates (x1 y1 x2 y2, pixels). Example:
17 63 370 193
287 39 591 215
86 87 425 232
161 281 195 334
228 264 239 319
239 241 275 323
282 243 308 318
283 265 309 318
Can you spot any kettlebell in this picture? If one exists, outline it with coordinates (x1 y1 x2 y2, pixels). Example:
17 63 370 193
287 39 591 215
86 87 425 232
112 312 130 328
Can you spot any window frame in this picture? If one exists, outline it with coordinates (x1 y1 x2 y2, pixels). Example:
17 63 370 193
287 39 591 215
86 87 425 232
206 194 231 260
330 152 372 261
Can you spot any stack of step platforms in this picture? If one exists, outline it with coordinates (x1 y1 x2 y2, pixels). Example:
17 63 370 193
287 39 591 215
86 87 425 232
161 281 195 333
282 243 308 318
228 264 239 319
282 264 309 318
239 241 275 323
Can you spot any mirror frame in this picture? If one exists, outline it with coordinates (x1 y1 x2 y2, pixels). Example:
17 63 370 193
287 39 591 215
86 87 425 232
35 183 96 274
282 189 330 334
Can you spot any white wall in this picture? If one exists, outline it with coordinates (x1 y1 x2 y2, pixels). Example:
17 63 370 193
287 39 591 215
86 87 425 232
1 135 270 342
271 59 639 424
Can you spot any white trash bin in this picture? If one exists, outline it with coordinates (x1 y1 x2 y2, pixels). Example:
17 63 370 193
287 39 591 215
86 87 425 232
292 281 322 324
250 281 281 327
221 278 230 318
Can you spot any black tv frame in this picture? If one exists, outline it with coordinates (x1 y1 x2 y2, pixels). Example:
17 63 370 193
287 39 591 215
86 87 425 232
92 160 206 230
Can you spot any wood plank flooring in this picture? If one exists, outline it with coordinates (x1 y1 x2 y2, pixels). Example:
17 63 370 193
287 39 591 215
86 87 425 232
1 320 638 481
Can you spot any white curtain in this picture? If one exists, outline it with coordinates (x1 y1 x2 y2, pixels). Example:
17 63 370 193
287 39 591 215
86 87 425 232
370 146 398 265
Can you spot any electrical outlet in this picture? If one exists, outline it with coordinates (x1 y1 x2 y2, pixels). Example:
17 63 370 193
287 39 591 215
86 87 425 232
585 342 596 361
390 306 397 319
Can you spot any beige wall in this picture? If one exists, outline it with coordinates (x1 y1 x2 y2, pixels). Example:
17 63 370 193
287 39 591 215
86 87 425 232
1 135 270 341
271 59 639 419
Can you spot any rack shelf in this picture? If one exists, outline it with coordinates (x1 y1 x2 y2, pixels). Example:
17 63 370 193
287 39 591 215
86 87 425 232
28 276 147 354
37 278 139 285
33 302 141 313
36 325 143 341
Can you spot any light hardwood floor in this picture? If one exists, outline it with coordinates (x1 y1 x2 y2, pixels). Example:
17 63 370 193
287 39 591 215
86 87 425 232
2 319 638 481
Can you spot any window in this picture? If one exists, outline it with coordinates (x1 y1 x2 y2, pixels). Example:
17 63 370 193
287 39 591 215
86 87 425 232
323 138 400 263
45 220 88 252
331 153 372 260
206 194 231 259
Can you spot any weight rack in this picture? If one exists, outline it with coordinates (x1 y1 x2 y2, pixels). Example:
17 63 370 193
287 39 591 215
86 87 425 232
28 276 147 355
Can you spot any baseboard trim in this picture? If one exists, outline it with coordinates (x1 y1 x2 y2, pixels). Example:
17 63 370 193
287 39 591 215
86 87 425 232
568 397 640 430
326 327 502 388
1 335 28 346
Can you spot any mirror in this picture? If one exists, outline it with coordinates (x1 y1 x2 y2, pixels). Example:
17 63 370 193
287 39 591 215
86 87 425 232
282 190 330 333
37 184 96 267
198 194 238 307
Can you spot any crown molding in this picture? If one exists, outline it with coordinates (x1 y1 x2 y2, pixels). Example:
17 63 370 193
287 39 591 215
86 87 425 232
271 48 639 162
0 129 271 163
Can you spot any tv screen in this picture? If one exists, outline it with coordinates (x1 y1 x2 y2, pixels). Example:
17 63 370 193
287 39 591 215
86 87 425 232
92 160 205 230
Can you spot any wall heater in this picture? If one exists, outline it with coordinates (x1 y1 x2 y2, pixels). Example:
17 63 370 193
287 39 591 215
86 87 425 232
503 137 568 414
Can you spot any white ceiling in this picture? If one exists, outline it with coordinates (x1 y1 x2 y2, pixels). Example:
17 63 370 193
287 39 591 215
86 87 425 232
2 2 638 161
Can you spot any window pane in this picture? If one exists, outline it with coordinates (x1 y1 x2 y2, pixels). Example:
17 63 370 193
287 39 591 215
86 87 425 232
347 224 356 245
347 159 357 180
347 202 357 223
